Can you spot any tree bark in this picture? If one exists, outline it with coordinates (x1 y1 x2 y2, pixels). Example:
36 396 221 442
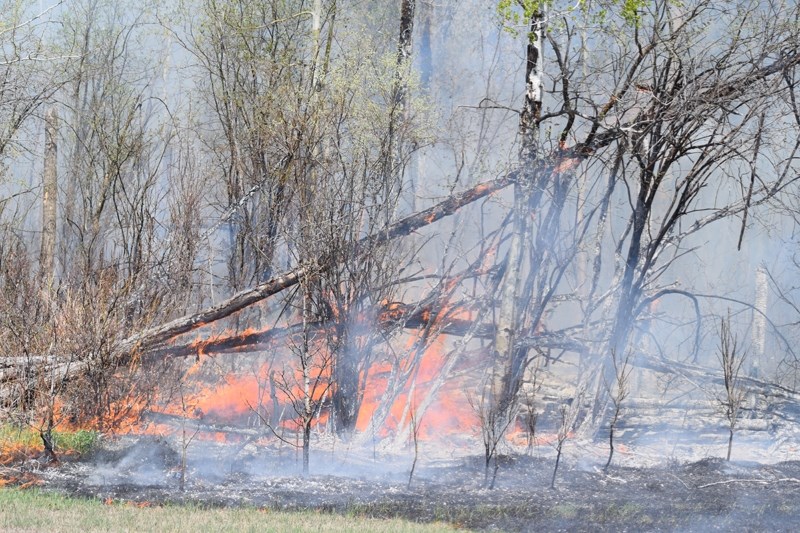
40 107 58 292
395 0 415 111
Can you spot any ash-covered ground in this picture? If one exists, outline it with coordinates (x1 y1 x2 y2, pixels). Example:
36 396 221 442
28 429 800 532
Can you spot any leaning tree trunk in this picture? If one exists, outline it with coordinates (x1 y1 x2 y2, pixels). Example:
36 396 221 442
115 173 514 356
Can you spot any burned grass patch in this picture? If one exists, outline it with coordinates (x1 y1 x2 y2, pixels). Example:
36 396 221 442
2 435 790 531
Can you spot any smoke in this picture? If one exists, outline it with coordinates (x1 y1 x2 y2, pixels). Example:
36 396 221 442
85 437 180 488
4 0 800 491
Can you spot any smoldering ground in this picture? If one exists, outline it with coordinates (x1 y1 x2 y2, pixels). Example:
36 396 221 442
29 427 800 532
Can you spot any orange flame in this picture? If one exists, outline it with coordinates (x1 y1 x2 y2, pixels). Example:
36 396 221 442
44 290 496 447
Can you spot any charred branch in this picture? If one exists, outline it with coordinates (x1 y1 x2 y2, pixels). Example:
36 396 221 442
142 410 268 438
139 300 590 361
143 323 313 361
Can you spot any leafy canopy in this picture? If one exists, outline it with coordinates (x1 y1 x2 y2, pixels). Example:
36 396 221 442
497 0 650 32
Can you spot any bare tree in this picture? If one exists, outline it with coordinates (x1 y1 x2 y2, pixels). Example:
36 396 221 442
490 0 545 422
180 0 308 299
39 106 58 293
470 379 516 489
520 356 542 455
269 290 333 476
407 404 420 489
0 0 193 434
493 0 800 437
551 399 578 490
177 385 200 491
716 315 747 461
0 1 65 161
604 350 632 471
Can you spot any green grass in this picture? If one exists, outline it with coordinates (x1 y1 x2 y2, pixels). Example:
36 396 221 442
551 502 579 519
0 488 461 532
0 424 99 457
53 429 98 455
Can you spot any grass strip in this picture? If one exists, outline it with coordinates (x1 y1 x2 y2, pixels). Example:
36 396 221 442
0 488 460 533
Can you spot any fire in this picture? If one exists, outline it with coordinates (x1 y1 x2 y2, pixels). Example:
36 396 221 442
0 440 32 467
34 291 495 449
354 308 480 440
129 501 154 508
412 336 479 439
422 389 477 438
192 375 261 420
506 430 575 447
377 301 409 325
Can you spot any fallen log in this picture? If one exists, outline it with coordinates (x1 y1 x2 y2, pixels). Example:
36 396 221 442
696 478 800 490
116 172 517 356
636 354 800 403
143 411 269 438
0 358 85 385
144 322 312 361
0 361 88 398
0 356 67 368
144 303 486 359
147 301 590 360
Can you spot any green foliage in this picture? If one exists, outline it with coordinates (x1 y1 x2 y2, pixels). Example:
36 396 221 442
497 0 545 28
53 430 99 455
0 425 99 456
497 0 650 35
0 425 40 449
497 0 550 36
615 0 649 24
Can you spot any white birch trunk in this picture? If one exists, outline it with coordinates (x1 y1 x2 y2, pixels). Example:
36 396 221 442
491 8 544 408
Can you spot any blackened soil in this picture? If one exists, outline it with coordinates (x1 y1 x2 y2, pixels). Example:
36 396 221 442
33 438 800 532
